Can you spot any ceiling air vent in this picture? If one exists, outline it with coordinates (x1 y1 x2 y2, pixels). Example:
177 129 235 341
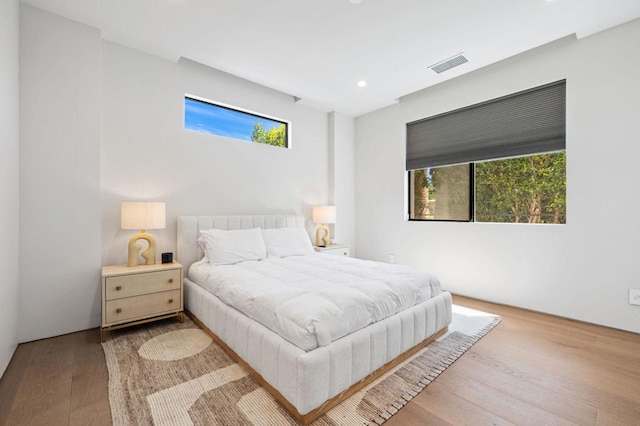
429 53 468 74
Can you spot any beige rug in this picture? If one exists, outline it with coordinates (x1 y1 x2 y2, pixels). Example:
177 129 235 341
103 305 500 425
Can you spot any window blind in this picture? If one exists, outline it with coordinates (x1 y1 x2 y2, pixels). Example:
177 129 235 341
406 80 566 170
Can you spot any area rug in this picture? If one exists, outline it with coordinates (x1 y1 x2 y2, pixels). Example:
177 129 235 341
103 305 500 425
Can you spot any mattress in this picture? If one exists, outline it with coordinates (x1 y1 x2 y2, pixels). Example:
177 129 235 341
189 253 443 351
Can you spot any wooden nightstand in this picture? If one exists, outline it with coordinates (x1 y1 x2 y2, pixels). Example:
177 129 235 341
101 261 184 342
314 244 350 257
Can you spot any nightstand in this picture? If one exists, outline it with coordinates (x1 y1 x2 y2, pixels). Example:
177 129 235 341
101 261 184 342
314 244 350 257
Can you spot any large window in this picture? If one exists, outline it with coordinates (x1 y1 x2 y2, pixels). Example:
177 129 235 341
407 80 566 224
184 96 289 148
409 152 566 223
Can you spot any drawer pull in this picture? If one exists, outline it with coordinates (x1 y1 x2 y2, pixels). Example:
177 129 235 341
168 278 174 283
343 252 348 256
115 285 122 291
168 298 174 303
116 308 122 314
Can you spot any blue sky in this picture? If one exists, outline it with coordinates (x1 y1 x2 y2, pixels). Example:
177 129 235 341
184 98 284 142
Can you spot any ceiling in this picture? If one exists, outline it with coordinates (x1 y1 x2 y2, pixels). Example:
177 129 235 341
21 0 640 117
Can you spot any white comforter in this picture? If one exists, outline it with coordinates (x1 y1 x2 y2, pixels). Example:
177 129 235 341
189 254 442 351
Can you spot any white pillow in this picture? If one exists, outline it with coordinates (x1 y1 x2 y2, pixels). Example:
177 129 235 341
261 227 315 258
198 228 267 265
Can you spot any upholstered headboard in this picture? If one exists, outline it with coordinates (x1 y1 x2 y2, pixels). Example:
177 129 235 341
177 215 306 274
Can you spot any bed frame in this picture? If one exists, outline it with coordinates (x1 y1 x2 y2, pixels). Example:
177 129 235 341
177 215 452 424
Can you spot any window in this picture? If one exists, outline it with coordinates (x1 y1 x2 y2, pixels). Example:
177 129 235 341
475 152 566 223
409 151 566 223
184 96 289 148
407 80 566 224
409 164 472 221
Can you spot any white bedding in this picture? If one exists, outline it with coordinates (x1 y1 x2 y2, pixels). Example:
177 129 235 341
189 253 442 351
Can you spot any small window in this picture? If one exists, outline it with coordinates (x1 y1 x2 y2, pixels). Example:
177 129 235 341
184 96 289 148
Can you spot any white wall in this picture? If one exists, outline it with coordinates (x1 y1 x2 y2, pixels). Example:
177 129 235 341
0 0 20 375
16 7 333 342
355 19 640 333
100 44 330 267
328 112 356 253
19 5 102 341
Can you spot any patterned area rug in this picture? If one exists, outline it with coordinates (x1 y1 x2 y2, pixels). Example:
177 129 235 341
103 305 500 425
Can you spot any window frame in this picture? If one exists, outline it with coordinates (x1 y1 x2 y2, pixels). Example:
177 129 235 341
184 94 291 148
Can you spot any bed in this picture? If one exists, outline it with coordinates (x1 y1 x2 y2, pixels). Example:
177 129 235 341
178 215 452 424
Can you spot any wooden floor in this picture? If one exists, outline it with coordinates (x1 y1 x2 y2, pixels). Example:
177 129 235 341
1 296 639 425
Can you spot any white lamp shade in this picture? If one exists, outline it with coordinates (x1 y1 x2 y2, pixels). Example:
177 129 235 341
121 202 166 230
313 205 336 224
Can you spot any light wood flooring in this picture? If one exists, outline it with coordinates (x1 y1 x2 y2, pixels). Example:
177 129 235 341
1 295 639 425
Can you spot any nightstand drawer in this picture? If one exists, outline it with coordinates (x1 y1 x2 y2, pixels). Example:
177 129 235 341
105 269 181 300
105 289 181 324
328 247 350 256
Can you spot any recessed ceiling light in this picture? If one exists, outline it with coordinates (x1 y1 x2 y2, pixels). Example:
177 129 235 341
350 0 364 4
357 80 367 87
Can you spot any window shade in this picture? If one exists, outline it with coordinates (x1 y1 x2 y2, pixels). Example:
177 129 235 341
406 80 566 170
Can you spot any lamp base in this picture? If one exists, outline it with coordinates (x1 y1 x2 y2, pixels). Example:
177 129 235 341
128 231 157 267
315 224 330 247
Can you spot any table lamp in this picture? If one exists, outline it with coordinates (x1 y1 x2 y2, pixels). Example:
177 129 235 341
312 205 336 247
121 201 166 267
